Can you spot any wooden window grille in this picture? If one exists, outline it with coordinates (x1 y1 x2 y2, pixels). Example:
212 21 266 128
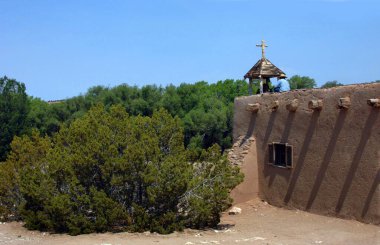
268 142 293 168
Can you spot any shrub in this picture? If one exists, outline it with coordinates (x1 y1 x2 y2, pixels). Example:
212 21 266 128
0 104 243 234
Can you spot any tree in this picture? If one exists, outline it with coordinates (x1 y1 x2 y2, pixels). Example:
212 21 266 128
209 79 248 104
287 75 316 90
2 104 243 234
183 97 230 150
10 79 249 154
181 144 243 228
0 130 51 220
27 97 61 135
320 80 344 88
0 76 29 161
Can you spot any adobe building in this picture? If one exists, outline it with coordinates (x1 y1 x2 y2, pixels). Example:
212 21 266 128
230 41 380 225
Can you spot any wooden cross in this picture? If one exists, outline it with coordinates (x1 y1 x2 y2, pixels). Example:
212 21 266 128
256 40 268 59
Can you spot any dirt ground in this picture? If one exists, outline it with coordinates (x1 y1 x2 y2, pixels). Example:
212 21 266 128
0 199 379 245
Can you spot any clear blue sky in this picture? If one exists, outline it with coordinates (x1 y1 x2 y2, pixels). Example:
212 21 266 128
1 0 379 100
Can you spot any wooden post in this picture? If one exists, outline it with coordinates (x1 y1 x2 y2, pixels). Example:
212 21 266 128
308 99 323 110
338 97 351 109
246 103 260 112
248 78 253 95
367 98 380 108
286 99 299 112
271 100 279 111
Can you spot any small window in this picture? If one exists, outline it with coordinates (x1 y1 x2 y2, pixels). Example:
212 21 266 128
268 142 293 168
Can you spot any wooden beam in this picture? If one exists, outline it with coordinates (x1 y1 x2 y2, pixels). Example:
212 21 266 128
286 99 299 112
338 97 351 109
308 99 323 110
271 100 280 111
246 103 260 112
367 98 380 108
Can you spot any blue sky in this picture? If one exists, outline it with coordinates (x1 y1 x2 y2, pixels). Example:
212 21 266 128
1 0 379 100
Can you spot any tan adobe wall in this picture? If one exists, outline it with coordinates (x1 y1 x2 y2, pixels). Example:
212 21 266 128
232 83 380 224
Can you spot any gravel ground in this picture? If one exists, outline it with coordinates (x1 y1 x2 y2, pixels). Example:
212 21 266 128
0 199 379 245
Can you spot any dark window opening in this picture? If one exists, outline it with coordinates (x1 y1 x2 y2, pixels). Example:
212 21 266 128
274 143 286 167
268 142 293 168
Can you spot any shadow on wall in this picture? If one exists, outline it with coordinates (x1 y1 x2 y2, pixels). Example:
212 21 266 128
281 112 296 143
306 110 347 210
263 162 292 188
335 109 379 213
240 113 257 147
261 111 277 150
280 108 379 215
362 169 380 218
263 111 297 188
284 110 321 204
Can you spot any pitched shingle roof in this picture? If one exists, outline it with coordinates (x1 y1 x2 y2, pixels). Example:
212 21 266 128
244 58 286 79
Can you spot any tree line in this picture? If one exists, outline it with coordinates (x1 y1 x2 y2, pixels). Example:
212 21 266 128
1 77 250 161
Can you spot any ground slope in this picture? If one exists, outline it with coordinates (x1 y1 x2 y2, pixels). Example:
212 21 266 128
0 199 378 245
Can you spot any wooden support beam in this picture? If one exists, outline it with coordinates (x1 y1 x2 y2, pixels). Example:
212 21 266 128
271 100 280 111
286 99 299 112
246 103 260 112
338 97 351 109
367 98 380 108
308 99 323 110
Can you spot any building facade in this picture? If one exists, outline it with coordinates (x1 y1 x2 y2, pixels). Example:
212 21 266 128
231 83 380 224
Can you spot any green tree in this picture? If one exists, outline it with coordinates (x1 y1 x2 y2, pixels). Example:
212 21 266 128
17 79 249 154
183 97 230 150
27 97 61 135
288 75 317 90
3 104 243 234
320 80 344 88
182 144 243 228
0 130 51 220
0 76 29 161
159 85 182 116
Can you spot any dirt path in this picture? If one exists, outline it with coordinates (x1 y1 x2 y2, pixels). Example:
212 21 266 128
0 199 378 245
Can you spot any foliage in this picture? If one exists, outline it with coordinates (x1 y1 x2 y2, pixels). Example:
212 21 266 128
287 75 317 90
0 105 243 235
0 130 51 220
27 97 61 135
24 79 248 152
0 76 30 161
182 144 243 228
320 80 344 88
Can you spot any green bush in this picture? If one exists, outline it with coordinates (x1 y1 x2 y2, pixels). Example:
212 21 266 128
0 104 243 234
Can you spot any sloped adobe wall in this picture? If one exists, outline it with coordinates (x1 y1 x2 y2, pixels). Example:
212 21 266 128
228 135 259 204
233 83 380 224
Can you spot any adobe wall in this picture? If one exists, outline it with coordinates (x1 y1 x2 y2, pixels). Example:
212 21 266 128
233 83 380 224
